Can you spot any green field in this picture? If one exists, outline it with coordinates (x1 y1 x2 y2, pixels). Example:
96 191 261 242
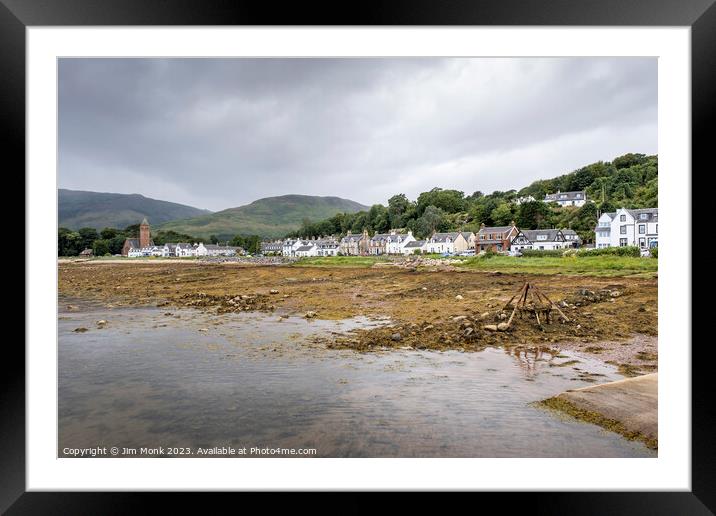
293 254 658 277
458 255 657 277
293 256 392 267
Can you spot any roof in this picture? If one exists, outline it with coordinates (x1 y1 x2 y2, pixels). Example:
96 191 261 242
430 232 461 243
141 217 149 225
404 240 426 248
544 191 586 201
478 226 515 236
341 233 366 242
627 208 658 222
296 245 315 252
518 229 562 242
124 238 140 249
560 229 581 240
460 232 474 240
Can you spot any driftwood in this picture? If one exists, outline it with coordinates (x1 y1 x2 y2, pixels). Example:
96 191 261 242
491 282 569 332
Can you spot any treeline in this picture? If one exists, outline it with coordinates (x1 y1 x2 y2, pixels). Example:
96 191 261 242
286 153 657 243
57 224 204 256
58 224 263 256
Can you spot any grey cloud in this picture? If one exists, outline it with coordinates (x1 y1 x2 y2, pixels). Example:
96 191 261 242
59 57 657 210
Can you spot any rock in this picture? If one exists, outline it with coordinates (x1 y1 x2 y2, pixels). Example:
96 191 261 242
198 328 209 332
423 324 434 331
269 289 279 294
452 315 468 321
479 312 491 320
304 311 317 319
610 291 621 297
455 295 464 301
483 324 498 332
498 312 507 320
96 319 107 327
463 327 474 337
422 287 428 291
73 327 88 333
66 305 79 311
497 322 510 331
391 333 402 342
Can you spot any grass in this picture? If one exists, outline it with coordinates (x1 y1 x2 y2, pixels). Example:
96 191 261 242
293 256 391 267
457 255 658 277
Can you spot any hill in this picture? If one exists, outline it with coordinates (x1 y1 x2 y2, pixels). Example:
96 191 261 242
157 195 369 240
58 189 212 231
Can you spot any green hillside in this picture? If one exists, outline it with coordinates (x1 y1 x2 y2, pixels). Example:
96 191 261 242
289 153 658 244
157 195 369 240
59 189 211 231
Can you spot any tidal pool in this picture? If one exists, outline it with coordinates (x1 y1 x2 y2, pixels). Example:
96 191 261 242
58 299 655 457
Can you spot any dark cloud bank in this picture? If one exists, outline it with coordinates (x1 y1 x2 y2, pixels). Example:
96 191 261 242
59 58 657 211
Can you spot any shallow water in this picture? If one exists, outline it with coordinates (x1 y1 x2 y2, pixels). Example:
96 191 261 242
58 299 655 457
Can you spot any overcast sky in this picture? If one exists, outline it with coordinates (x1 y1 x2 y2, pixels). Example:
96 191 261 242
59 57 657 211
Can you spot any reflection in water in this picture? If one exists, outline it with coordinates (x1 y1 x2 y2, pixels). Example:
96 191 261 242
58 300 655 458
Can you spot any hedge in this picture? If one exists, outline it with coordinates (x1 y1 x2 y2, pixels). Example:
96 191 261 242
519 249 566 257
577 246 641 258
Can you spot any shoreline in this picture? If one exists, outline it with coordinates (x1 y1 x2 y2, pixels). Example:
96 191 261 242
59 261 658 376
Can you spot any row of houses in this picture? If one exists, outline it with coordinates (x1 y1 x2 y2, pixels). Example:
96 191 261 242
261 222 588 257
127 242 243 258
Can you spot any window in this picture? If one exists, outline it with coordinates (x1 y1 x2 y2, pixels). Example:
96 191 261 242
620 238 628 247
620 214 626 222
656 224 658 233
640 213 648 220
537 235 547 241
639 225 646 234
620 225 627 234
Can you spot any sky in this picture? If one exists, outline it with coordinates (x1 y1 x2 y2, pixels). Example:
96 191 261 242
59 57 657 212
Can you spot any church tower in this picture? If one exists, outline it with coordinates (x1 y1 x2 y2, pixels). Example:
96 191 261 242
139 217 151 248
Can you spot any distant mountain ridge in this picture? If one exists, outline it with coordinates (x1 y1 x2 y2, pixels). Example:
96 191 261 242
58 189 212 231
157 194 369 239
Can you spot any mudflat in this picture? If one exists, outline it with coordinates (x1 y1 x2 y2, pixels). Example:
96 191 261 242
59 260 658 376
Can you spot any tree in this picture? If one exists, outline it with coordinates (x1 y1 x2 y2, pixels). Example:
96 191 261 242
100 227 119 240
387 193 411 228
517 201 550 229
58 227 81 256
209 234 219 244
78 227 99 251
92 239 110 256
414 205 446 238
490 203 514 226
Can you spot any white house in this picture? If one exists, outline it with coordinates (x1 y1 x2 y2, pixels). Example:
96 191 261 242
544 190 587 207
315 238 340 256
510 229 567 251
127 247 144 257
514 195 536 205
260 241 283 255
163 243 178 256
595 208 658 249
176 243 197 257
401 240 427 255
294 243 318 257
385 231 416 255
560 229 582 248
282 239 305 257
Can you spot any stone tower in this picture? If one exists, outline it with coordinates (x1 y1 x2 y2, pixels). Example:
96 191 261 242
139 217 151 248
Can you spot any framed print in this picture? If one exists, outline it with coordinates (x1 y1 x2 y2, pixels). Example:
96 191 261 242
5 0 713 511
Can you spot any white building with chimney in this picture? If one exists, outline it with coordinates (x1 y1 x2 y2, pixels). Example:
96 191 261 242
595 208 658 250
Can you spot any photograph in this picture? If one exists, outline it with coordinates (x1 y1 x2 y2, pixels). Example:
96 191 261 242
56 56 659 459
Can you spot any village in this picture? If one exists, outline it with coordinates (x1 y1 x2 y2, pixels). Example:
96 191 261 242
113 192 658 260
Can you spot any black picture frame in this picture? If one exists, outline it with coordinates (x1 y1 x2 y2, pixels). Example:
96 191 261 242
4 0 711 511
